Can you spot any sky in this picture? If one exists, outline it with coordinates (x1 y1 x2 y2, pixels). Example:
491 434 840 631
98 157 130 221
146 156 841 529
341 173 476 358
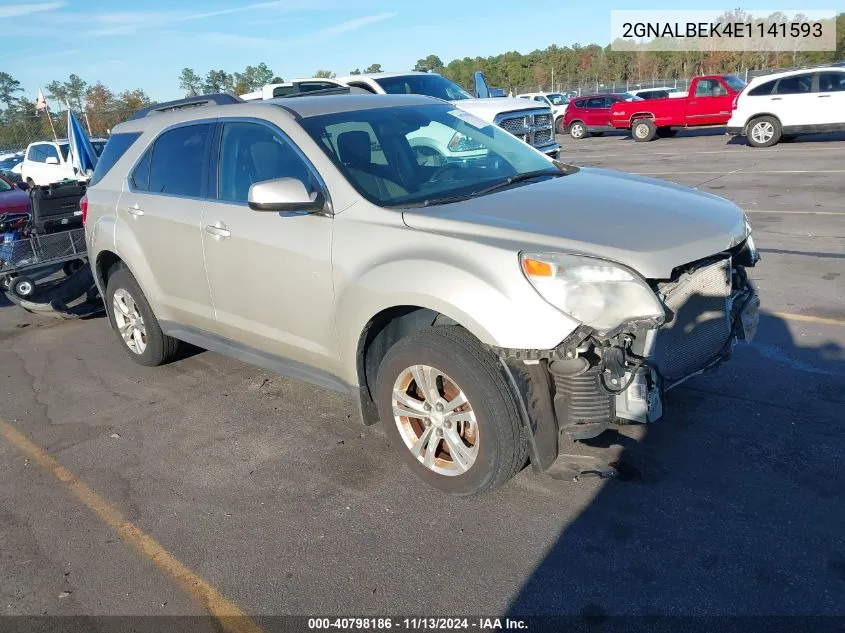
3 0 842 102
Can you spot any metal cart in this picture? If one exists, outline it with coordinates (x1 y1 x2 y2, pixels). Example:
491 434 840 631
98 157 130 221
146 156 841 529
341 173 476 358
0 218 87 299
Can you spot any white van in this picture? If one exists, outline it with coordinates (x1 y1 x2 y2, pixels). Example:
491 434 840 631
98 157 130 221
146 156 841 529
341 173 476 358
21 138 107 186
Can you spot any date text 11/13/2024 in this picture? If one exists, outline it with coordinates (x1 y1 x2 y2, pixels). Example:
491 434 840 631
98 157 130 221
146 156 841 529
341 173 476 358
307 618 529 630
621 21 825 39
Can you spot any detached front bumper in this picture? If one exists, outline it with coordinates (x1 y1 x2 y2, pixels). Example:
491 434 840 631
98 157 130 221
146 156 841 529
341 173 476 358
496 245 760 451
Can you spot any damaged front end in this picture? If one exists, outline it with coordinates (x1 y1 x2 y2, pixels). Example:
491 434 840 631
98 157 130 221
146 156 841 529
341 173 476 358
496 236 760 466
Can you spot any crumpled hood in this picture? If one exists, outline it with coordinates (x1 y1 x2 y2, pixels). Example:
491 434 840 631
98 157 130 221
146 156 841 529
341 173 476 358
402 167 748 279
449 97 551 121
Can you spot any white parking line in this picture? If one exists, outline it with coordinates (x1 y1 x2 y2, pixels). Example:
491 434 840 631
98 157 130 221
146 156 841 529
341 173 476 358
745 210 845 215
634 170 845 175
563 147 845 160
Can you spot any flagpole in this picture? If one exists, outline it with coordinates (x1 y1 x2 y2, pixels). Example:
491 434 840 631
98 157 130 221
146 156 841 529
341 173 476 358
83 111 93 136
37 86 59 141
45 105 59 142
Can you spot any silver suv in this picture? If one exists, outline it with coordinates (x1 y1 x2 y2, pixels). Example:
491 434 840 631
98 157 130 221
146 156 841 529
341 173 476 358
85 92 760 495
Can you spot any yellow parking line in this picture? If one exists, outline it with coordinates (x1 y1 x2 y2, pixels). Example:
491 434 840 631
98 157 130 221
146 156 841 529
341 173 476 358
0 417 262 633
769 312 845 327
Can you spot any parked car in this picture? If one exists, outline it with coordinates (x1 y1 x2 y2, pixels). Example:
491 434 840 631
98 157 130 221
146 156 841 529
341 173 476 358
516 92 570 133
0 173 31 215
85 92 760 495
610 75 746 141
628 87 687 100
21 138 108 187
239 78 349 101
333 71 559 156
562 94 638 139
727 66 845 147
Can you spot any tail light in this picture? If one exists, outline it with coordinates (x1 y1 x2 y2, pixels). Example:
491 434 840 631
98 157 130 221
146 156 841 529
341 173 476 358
80 194 88 225
731 95 739 110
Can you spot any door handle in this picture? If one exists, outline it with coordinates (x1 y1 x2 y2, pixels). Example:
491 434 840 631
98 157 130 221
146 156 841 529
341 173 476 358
127 205 144 216
770 97 782 101
818 94 831 98
689 100 696 105
204 223 231 238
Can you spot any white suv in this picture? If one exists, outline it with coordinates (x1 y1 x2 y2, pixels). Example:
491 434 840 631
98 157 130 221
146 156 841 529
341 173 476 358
21 138 107 186
727 66 845 147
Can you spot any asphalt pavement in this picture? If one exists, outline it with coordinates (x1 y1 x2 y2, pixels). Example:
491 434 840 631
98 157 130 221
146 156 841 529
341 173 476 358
1 129 843 628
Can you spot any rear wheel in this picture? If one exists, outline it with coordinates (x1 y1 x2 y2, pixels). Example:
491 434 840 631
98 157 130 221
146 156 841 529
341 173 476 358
0 275 11 292
747 116 781 148
568 121 587 140
375 326 527 496
555 117 565 135
63 259 85 276
632 119 657 142
105 266 180 366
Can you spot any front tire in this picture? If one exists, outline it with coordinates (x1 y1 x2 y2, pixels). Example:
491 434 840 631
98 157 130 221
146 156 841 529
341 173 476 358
747 116 781 148
105 265 180 366
12 275 35 298
555 117 565 135
375 326 527 496
632 119 657 142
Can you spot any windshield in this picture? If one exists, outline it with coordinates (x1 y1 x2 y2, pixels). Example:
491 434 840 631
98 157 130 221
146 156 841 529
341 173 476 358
547 93 567 105
299 103 560 208
617 92 643 101
58 143 70 161
373 75 473 101
723 75 747 92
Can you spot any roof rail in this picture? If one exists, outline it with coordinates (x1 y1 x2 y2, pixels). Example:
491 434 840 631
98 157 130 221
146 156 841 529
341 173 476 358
129 93 243 121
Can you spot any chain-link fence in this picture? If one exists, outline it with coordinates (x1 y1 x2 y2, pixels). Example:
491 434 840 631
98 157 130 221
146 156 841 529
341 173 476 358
0 107 135 154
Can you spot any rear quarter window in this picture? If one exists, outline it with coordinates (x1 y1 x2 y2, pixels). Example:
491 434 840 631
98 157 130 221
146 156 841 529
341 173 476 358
89 132 141 186
748 81 776 96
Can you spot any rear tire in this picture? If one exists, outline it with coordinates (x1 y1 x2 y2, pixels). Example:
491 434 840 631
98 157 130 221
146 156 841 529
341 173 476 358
747 116 781 148
0 275 11 292
105 265 180 367
632 119 657 142
63 259 85 276
568 121 587 140
375 326 527 496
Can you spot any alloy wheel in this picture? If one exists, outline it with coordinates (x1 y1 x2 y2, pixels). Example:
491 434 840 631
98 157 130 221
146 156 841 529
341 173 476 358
751 121 774 144
112 288 147 354
391 364 479 476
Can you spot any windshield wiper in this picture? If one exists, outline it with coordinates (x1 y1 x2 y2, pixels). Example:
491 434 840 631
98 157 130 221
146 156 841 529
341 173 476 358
398 168 572 209
468 169 566 197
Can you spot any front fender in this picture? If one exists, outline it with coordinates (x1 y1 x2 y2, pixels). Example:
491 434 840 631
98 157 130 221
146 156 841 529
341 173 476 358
335 257 578 385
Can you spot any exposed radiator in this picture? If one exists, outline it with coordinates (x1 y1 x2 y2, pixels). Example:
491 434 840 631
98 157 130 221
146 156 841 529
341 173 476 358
652 257 733 382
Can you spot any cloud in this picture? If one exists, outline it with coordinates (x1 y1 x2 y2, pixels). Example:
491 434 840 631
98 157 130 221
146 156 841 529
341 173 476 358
0 1 65 18
86 0 320 35
315 12 398 37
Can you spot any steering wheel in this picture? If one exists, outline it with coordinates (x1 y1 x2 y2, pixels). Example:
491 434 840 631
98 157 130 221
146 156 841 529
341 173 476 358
429 162 463 182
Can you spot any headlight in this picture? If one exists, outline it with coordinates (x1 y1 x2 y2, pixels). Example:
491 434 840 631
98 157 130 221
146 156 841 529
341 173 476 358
447 132 484 152
520 252 664 333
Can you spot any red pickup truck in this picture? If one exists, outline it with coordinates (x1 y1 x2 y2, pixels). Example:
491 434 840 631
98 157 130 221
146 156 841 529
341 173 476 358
610 75 747 141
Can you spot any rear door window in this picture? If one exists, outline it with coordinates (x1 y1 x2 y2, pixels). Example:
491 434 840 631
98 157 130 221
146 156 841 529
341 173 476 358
775 74 813 95
816 72 845 92
585 97 604 109
147 123 213 197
